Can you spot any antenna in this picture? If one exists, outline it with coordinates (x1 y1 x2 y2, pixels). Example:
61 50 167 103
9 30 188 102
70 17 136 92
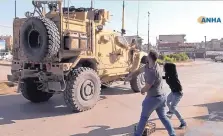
67 0 70 29
121 0 125 36
148 11 150 50
136 0 140 49
14 0 17 18
136 0 139 37
89 0 94 53
91 0 93 9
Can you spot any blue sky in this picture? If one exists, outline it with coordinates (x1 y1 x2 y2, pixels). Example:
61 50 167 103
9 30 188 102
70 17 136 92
0 0 223 45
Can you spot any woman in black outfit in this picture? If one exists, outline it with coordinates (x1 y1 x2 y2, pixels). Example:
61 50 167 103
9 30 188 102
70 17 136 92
163 62 187 129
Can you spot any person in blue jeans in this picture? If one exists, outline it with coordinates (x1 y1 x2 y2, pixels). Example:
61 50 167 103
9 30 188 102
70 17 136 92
126 50 176 136
163 62 187 129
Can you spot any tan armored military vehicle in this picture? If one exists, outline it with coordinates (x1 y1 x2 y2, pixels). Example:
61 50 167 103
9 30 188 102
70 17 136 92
8 0 148 112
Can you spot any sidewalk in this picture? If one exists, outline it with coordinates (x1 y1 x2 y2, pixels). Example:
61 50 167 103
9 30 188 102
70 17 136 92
0 60 11 66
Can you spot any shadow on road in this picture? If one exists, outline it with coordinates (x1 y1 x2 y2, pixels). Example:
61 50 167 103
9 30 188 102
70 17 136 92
70 118 164 136
0 86 134 126
193 101 223 121
101 86 134 96
0 94 73 125
70 124 137 136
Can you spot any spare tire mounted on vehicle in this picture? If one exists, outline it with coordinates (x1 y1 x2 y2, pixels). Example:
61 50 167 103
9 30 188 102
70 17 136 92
20 17 60 62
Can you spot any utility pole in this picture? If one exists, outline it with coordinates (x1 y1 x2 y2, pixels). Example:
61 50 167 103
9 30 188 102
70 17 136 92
121 0 125 36
204 36 207 58
148 11 150 51
156 36 158 49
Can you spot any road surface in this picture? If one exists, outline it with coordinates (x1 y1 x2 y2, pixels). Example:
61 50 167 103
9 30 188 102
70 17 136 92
0 65 10 81
0 60 223 136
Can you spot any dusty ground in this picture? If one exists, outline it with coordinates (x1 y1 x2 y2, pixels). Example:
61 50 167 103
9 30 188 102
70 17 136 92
0 65 11 81
0 60 222 136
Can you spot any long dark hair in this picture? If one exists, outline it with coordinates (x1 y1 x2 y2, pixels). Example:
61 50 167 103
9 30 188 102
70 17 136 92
164 62 178 77
131 39 136 44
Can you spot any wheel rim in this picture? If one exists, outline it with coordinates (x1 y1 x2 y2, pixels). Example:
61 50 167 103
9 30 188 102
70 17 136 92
80 80 95 101
28 30 41 49
139 72 145 86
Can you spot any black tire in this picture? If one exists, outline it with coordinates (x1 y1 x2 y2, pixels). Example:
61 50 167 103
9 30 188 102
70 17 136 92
101 85 108 89
20 16 60 62
64 67 101 112
130 71 145 93
130 64 145 93
20 78 53 103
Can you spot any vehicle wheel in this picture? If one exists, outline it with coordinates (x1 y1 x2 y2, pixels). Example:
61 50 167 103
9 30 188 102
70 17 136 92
20 16 60 62
215 59 217 62
64 67 101 112
20 78 53 103
130 71 145 93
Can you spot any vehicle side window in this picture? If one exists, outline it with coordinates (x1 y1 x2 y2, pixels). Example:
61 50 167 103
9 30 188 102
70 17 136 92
98 35 111 44
115 36 128 48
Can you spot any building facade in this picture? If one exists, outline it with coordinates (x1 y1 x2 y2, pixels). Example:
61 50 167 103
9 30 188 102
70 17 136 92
157 34 192 52
206 38 223 51
157 34 201 57
0 35 13 51
158 34 186 43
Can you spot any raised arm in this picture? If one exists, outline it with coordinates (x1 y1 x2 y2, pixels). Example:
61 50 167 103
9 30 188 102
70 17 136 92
125 65 145 81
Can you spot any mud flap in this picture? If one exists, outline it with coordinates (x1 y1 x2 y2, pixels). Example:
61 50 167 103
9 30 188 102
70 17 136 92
48 81 66 91
7 74 19 82
48 82 62 91
17 79 22 93
7 75 14 82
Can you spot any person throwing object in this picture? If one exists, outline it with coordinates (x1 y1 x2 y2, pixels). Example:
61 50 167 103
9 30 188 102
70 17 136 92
163 62 187 129
126 50 176 136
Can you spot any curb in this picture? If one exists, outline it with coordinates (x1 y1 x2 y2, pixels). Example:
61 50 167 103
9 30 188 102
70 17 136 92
159 62 211 67
0 63 11 66
0 61 12 66
175 62 211 67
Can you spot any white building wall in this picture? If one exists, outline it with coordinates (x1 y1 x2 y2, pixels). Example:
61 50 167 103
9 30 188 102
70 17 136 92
159 35 185 43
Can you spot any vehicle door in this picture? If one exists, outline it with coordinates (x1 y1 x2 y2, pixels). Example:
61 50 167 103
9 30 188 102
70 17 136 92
96 33 114 70
113 36 129 68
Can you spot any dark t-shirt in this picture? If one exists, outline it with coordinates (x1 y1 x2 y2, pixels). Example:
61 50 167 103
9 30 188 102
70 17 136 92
163 63 183 94
144 63 165 97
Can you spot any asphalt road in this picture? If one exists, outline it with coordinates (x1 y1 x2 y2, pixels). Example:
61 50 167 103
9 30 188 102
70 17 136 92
0 60 223 136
